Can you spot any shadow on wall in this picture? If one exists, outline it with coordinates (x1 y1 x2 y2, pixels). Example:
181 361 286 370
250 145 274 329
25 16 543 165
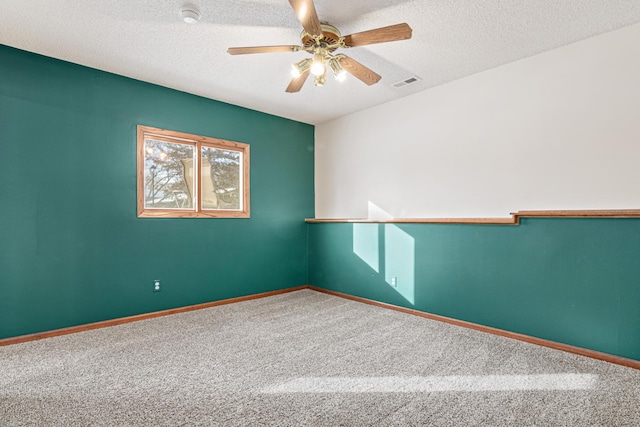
353 202 415 305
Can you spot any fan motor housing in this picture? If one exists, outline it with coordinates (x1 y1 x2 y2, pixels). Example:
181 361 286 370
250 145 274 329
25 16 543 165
301 24 342 51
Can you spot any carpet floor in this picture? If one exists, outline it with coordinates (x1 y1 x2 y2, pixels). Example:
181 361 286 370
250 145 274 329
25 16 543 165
1 289 639 426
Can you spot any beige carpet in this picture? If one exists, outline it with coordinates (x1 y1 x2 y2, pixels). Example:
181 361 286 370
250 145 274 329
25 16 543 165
1 289 639 426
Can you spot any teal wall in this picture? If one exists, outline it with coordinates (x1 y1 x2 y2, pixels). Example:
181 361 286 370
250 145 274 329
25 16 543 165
3 46 639 364
0 45 314 339
308 219 640 361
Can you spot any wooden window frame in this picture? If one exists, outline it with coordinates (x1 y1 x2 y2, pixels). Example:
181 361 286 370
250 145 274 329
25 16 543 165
137 125 250 218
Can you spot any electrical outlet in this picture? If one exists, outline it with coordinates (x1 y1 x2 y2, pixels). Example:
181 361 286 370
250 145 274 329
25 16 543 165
390 276 397 287
153 280 161 292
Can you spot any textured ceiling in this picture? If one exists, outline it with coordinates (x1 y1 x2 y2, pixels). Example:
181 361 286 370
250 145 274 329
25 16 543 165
1 0 640 124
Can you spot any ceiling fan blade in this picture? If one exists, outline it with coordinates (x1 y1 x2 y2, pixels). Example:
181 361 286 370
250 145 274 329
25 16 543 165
339 56 381 86
286 70 311 93
227 45 299 55
288 0 323 36
343 23 412 47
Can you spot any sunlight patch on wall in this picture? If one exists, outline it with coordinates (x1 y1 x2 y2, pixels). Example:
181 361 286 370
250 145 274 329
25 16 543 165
263 374 597 393
368 201 394 219
385 224 415 304
352 202 415 305
353 224 379 273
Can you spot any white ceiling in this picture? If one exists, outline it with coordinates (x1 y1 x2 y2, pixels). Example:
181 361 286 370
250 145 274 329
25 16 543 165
1 0 640 125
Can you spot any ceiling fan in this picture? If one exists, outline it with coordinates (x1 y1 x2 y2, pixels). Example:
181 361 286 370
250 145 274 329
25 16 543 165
227 0 412 93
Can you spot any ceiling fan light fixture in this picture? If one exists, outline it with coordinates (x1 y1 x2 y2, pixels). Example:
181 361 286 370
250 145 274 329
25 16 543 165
291 58 312 78
227 0 413 93
310 53 326 76
329 57 346 81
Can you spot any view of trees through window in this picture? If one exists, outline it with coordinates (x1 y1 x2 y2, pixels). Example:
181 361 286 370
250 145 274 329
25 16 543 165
144 139 241 210
137 125 249 218
202 146 241 210
144 139 193 209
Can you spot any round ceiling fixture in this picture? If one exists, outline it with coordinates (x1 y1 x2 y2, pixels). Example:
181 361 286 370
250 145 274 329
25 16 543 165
180 5 200 24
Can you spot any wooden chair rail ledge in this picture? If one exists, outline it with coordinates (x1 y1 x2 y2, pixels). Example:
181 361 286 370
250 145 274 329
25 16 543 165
305 209 640 225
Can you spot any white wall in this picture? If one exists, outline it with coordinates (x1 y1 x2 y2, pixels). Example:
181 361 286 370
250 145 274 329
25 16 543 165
315 24 640 219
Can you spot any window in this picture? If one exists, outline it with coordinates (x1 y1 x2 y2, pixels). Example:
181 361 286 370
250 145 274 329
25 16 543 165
137 125 250 218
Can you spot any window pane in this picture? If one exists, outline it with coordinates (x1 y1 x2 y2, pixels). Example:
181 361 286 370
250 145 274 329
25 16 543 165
201 147 241 210
144 139 194 209
137 125 249 218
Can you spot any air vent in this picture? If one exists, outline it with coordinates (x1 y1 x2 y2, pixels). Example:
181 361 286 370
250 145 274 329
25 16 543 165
392 76 422 88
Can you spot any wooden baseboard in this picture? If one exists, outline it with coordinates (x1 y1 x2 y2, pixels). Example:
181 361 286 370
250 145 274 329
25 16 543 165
4 284 639 371
307 286 640 371
0 286 308 347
